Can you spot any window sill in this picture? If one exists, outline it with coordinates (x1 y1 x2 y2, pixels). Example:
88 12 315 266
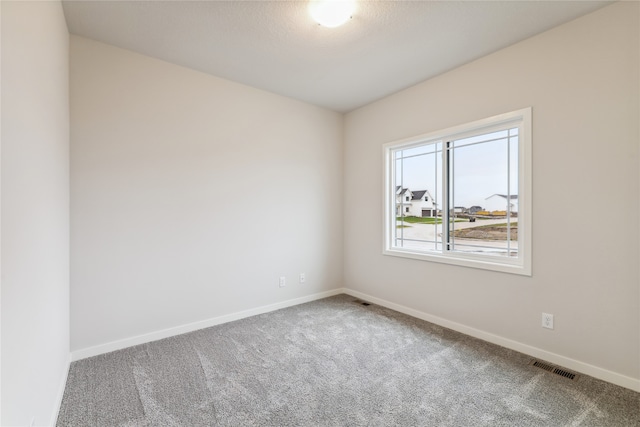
383 247 531 276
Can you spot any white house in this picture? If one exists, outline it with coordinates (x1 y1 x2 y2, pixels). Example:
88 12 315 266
395 187 412 216
411 190 437 217
484 194 518 213
396 187 436 217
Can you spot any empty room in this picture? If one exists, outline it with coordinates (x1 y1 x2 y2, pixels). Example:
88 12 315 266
1 0 639 425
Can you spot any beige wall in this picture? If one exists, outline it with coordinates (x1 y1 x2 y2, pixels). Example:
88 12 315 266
344 2 639 386
70 37 343 351
1 1 70 425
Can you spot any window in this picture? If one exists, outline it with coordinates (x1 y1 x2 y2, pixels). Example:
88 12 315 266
383 108 531 275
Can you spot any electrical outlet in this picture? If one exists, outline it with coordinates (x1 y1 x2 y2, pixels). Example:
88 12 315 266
542 313 554 329
299 273 306 283
279 276 286 288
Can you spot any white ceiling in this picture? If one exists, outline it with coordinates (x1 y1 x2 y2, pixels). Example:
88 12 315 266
62 0 611 112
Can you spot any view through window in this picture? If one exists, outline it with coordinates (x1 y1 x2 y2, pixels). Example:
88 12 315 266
385 109 531 275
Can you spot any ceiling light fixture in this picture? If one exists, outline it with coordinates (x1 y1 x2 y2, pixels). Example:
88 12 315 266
308 0 356 28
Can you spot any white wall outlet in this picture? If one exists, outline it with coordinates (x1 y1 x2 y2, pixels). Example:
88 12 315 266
299 273 306 283
542 312 554 329
279 276 286 288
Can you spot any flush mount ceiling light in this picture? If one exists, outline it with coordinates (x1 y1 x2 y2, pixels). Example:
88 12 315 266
308 0 356 28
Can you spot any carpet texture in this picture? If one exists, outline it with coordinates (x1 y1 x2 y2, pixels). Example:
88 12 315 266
57 295 640 426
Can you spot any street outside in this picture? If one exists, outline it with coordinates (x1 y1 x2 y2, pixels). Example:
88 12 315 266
395 217 518 255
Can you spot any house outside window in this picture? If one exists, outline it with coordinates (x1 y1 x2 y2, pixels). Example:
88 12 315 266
383 108 531 275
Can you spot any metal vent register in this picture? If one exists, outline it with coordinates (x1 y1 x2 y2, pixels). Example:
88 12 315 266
531 360 578 380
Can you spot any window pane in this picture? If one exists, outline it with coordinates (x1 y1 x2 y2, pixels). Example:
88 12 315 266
509 131 519 213
393 142 442 252
448 131 518 257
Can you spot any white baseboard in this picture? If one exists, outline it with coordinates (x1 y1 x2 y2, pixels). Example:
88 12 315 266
50 353 71 426
342 288 640 393
70 288 344 362
70 286 639 393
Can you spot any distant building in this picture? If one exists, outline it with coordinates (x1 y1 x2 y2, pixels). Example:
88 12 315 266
484 194 518 213
396 187 437 217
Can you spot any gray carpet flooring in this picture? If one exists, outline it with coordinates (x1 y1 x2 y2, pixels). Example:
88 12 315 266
57 294 640 426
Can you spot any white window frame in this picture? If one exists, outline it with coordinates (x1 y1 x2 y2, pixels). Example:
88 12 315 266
383 108 532 276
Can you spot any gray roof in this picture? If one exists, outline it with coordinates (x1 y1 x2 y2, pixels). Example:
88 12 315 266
396 186 410 195
411 190 427 200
